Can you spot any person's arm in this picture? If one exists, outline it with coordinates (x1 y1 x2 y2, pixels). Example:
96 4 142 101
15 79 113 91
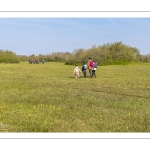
87 61 89 69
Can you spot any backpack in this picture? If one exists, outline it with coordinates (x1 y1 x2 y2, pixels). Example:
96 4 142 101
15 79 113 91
94 62 97 68
90 61 94 67
83 64 87 70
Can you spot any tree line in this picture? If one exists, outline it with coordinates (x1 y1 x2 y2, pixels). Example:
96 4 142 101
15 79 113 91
0 50 20 63
1 42 150 65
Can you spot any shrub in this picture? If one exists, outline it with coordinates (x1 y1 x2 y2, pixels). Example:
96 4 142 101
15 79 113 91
0 50 20 63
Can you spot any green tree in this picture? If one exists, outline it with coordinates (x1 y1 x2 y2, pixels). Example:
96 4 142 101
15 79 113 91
0 50 20 63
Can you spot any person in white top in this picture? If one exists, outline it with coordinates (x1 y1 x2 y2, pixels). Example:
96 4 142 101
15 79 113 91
73 65 81 78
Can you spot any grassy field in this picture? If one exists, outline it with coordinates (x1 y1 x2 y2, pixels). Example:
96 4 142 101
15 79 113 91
0 61 150 132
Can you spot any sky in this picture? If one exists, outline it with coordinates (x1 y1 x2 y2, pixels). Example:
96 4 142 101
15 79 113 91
0 18 150 56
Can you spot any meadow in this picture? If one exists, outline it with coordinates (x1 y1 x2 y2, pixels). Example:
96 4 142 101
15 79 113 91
0 61 150 132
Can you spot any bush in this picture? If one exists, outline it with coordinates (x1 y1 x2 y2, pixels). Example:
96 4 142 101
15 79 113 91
0 50 20 63
64 41 142 66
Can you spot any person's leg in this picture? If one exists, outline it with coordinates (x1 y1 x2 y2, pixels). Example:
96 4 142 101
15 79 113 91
89 69 92 78
84 70 86 77
75 73 77 78
93 70 95 77
76 73 80 78
92 70 95 77
83 70 86 77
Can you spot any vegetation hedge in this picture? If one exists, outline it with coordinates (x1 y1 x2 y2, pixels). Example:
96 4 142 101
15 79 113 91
0 50 20 63
2 41 150 65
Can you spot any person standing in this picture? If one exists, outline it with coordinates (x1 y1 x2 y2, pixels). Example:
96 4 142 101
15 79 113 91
73 65 81 78
92 60 98 78
87 57 94 78
82 62 87 77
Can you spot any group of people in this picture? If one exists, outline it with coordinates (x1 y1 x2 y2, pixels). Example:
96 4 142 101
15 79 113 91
29 59 45 64
73 57 98 78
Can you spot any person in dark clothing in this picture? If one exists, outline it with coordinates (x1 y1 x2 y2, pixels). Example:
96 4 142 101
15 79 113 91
92 60 98 78
82 62 87 77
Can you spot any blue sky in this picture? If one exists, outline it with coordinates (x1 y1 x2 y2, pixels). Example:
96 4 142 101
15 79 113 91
0 18 150 55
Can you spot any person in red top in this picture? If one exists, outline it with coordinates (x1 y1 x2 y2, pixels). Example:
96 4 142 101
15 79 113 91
87 57 94 78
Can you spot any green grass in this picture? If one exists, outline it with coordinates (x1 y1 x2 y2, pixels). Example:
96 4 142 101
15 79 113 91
0 62 150 132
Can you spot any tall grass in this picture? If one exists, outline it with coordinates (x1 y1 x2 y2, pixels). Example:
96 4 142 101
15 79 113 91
0 62 150 132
